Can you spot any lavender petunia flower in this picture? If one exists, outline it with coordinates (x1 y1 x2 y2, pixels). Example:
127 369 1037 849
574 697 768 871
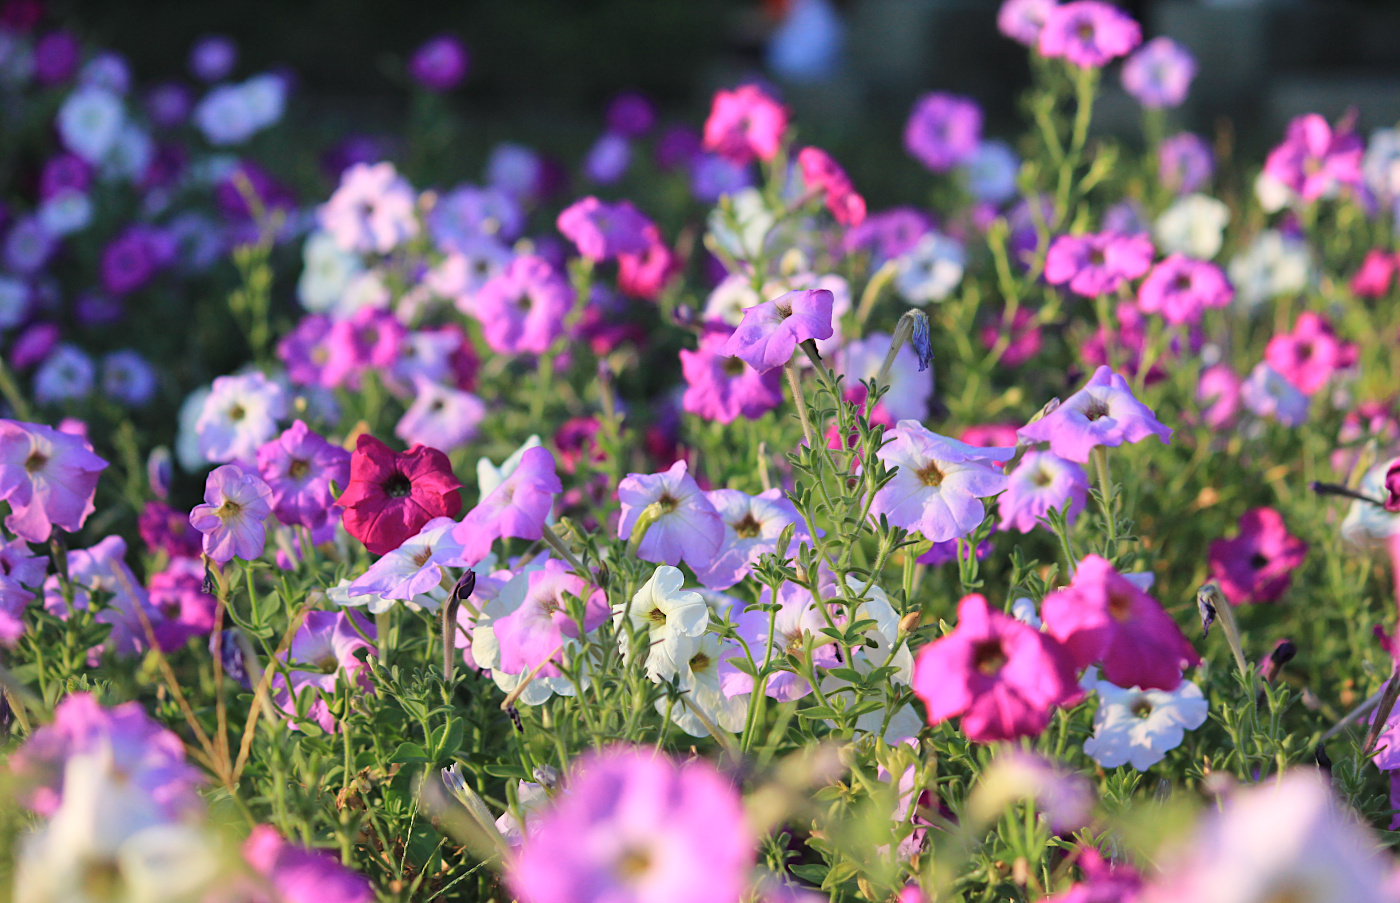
617 460 723 567
256 420 350 530
1121 37 1196 109
722 288 834 372
189 464 274 563
998 451 1088 534
1018 366 1171 463
0 419 108 542
870 421 1014 543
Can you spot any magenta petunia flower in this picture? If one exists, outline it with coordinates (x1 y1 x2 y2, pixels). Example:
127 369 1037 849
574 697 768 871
722 288 834 372
337 434 463 557
702 83 788 165
256 420 351 530
1351 249 1397 299
903 92 982 173
1387 461 1400 513
1017 365 1171 463
189 464 274 563
1121 37 1196 108
243 825 374 903
9 691 204 818
274 610 376 733
492 558 608 677
1262 113 1365 203
1263 311 1357 396
453 446 562 564
1044 232 1154 298
796 146 867 227
870 421 1014 544
0 419 107 542
144 557 218 653
556 196 653 262
408 35 469 92
912 593 1080 743
617 225 681 302
679 324 784 424
997 0 1057 46
319 161 419 254
692 488 809 589
1136 255 1233 326
506 745 753 903
320 308 407 391
1041 554 1200 690
1038 1 1141 69
617 460 723 568
1208 508 1308 605
998 451 1088 534
1197 363 1242 430
474 255 576 356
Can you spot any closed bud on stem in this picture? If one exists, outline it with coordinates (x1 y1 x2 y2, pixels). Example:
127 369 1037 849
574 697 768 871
898 611 923 635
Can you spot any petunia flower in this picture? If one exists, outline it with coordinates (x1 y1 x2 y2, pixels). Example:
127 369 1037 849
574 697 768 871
722 288 834 372
337 434 463 556
1136 255 1233 326
998 450 1088 534
408 34 469 92
1121 37 1196 108
1041 554 1200 691
617 460 723 568
870 421 1014 543
1239 361 1309 427
256 419 350 530
347 517 465 606
796 146 866 226
903 92 982 173
242 824 375 903
911 593 1080 743
143 558 218 653
1261 113 1365 204
394 376 487 452
1044 232 1154 298
1018 365 1172 463
702 83 788 165
0 419 107 542
0 535 45 645
454 445 562 564
1038 1 1141 69
195 371 287 465
189 464 274 563
691 488 808 589
718 582 839 703
1208 507 1308 604
318 161 419 254
474 255 575 356
616 565 709 679
274 610 376 733
655 632 750 737
492 558 608 679
679 324 785 424
997 0 1056 46
1263 311 1357 396
505 746 754 903
556 196 653 262
471 558 583 705
1082 676 1208 771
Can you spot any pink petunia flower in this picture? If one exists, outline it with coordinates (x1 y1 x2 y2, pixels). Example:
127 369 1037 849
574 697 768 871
1208 508 1308 605
911 593 1080 743
0 535 46 645
1018 365 1171 463
617 224 681 301
1044 232 1154 298
474 255 576 356
189 464 274 563
796 146 867 227
0 419 107 542
617 460 723 568
144 557 218 653
718 581 837 703
1041 554 1200 691
722 288 835 372
1038 1 1141 69
998 450 1088 534
556 196 653 262
702 84 789 165
318 161 419 254
505 745 753 903
492 558 608 677
1351 249 1397 299
347 516 465 605
680 324 784 424
871 421 1014 544
320 307 407 391
1263 311 1357 396
1197 363 1243 429
1262 113 1365 204
453 446 562 564
274 610 376 733
1136 255 1233 326
997 0 1057 46
692 488 809 589
256 420 351 530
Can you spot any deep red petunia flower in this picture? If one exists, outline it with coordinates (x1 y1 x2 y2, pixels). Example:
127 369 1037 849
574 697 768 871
336 434 463 555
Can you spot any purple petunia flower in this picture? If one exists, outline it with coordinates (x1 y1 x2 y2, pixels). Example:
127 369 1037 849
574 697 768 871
474 255 576 356
617 460 723 568
997 0 1057 46
1263 311 1357 396
189 464 274 563
1121 37 1196 108
256 420 351 530
1038 1 1141 69
0 535 45 646
408 35 469 92
1158 133 1214 195
692 488 809 589
274 610 376 733
904 92 982 173
505 745 754 903
1044 232 1154 298
1018 366 1171 463
722 288 834 372
998 450 1088 534
679 324 784 424
606 91 656 138
144 557 219 653
1240 362 1309 428
348 516 465 605
243 825 374 903
0 420 108 543
870 421 1014 543
556 196 652 262
718 581 836 702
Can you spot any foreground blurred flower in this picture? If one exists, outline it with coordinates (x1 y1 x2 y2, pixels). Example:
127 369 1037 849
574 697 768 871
970 751 1094 832
1038 1 1141 68
1042 554 1200 691
723 288 835 372
242 824 374 903
337 435 463 556
506 746 753 903
702 83 787 165
1082 676 1208 771
913 593 1080 743
871 421 1013 543
1018 365 1172 463
0 419 107 542
1208 507 1308 604
1138 770 1395 903
617 460 723 567
190 464 274 563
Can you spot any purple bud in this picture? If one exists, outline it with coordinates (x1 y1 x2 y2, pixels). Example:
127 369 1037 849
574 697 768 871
910 311 933 372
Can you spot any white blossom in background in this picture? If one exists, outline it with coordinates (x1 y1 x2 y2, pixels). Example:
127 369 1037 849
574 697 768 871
895 232 965 304
1229 230 1311 312
1154 193 1230 259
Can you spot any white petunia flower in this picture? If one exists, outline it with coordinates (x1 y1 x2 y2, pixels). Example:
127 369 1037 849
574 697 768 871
194 371 287 464
702 273 762 326
1154 193 1230 259
1082 678 1208 771
707 187 776 261
297 230 363 313
895 232 966 304
1340 457 1400 551
37 190 94 237
1010 596 1041 628
656 633 749 737
1228 230 1311 312
616 565 709 679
